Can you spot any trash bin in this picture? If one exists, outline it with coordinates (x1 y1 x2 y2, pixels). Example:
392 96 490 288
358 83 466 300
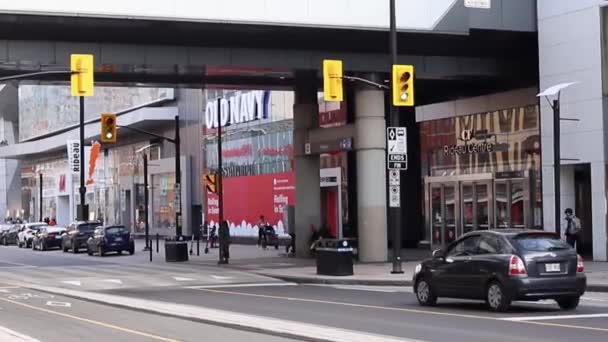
165 239 189 262
316 239 354 276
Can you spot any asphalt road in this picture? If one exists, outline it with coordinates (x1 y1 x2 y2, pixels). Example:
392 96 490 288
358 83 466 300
2 243 608 341
0 285 299 342
105 284 608 342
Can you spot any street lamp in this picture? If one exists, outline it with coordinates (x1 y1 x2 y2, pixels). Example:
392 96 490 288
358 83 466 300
537 82 578 237
135 144 158 253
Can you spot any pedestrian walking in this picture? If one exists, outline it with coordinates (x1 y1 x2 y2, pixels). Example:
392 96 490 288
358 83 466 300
563 208 581 249
257 215 267 247
218 220 230 264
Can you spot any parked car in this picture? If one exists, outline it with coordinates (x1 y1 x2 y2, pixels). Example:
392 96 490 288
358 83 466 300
413 230 586 312
17 222 48 248
0 225 12 245
1 225 20 245
87 225 134 256
32 226 67 251
62 221 102 253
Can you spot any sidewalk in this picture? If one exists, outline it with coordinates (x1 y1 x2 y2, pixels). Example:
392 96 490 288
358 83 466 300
253 259 608 292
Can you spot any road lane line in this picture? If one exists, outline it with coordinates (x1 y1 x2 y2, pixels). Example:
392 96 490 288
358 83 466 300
196 288 608 333
503 313 608 321
0 325 41 342
0 297 180 342
185 283 297 289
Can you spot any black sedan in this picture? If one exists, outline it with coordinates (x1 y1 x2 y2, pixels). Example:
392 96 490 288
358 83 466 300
413 230 586 312
62 221 101 253
1 225 19 245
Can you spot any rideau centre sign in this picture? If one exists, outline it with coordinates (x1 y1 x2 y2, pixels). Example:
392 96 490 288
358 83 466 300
443 129 496 156
205 91 271 130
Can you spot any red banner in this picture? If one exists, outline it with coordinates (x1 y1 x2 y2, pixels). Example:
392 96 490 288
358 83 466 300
207 172 295 235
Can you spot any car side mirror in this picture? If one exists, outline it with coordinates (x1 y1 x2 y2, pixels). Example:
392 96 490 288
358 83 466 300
432 249 445 259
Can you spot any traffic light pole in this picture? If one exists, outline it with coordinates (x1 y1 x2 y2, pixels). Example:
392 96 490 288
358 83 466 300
389 0 404 274
174 115 183 238
79 96 87 222
217 99 224 225
143 152 150 252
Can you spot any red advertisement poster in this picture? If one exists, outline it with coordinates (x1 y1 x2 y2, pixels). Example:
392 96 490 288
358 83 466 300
206 172 295 236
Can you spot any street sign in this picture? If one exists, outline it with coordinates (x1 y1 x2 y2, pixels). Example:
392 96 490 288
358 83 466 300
388 153 408 170
389 186 400 208
387 127 407 154
387 127 407 170
464 0 491 9
389 170 400 186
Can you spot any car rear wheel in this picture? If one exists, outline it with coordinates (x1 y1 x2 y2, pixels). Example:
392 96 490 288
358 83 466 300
486 281 511 312
557 296 580 310
415 278 437 306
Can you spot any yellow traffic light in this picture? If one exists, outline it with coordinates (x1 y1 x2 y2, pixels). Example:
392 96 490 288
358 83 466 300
71 54 95 97
323 60 343 102
205 174 217 194
392 65 415 106
100 113 117 144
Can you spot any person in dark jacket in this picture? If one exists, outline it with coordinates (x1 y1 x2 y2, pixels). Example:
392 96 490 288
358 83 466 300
218 220 230 264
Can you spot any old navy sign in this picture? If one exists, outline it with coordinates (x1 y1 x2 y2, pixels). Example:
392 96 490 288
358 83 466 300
205 91 271 130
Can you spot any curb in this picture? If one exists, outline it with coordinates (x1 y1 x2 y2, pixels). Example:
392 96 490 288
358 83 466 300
19 284 409 342
258 272 608 293
257 273 412 287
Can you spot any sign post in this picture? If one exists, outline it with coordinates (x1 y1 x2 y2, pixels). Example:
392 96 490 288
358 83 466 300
387 124 407 274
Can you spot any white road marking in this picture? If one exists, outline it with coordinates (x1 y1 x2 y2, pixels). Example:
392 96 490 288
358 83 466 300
102 279 123 284
331 285 399 293
46 301 72 308
0 289 10 293
61 280 82 287
503 313 608 321
581 297 608 302
0 325 41 342
186 282 297 289
210 275 233 280
0 287 19 290
172 276 195 282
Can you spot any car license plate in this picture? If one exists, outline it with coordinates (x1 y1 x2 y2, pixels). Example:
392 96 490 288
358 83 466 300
55 236 61 239
545 263 561 272
115 237 123 242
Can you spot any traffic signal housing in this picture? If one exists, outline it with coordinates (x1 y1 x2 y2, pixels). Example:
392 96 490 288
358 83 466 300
70 54 94 97
100 113 117 144
392 65 415 106
205 174 217 194
323 60 344 102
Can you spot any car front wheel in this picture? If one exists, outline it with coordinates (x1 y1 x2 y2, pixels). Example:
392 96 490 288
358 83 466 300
415 278 437 306
486 281 511 312
557 296 580 310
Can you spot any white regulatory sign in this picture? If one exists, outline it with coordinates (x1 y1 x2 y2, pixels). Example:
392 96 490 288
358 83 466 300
389 186 400 208
464 0 491 9
387 127 407 154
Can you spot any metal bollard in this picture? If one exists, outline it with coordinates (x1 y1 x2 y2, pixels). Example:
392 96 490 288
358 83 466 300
149 239 152 262
156 233 160 253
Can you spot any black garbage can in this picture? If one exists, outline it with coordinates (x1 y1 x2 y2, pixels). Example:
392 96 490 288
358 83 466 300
316 239 354 276
165 240 189 262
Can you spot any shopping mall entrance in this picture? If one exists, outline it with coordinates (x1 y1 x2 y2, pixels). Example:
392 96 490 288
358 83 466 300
425 171 535 249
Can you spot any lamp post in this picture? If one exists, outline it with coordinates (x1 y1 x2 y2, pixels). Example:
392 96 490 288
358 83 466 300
537 82 578 237
136 144 158 253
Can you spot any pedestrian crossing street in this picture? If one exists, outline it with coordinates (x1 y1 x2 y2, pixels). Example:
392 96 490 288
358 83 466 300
0 262 280 291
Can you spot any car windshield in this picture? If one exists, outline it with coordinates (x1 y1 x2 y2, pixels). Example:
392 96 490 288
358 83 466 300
29 225 45 231
511 233 571 252
106 227 128 235
78 224 99 233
